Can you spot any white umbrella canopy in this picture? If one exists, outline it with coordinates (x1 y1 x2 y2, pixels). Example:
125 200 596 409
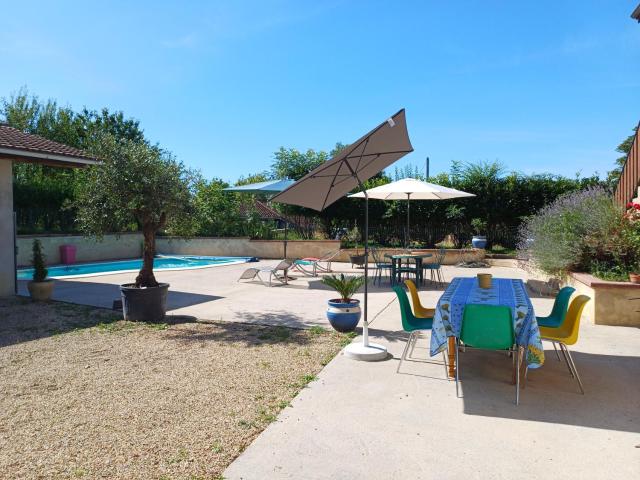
349 177 475 200
349 178 474 246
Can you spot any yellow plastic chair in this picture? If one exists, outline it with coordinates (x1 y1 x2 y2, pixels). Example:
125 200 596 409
539 295 590 394
404 279 436 318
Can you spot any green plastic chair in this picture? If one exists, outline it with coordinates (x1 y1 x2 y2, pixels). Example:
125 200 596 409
392 286 447 375
456 304 521 405
536 286 575 328
536 286 575 361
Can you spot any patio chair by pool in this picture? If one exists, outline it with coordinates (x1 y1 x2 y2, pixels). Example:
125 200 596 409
238 260 293 287
539 295 590 394
371 248 393 285
393 285 447 375
404 280 436 318
456 304 521 405
292 249 340 277
422 247 446 288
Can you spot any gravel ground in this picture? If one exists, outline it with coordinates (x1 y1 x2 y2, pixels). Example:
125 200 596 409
0 297 348 479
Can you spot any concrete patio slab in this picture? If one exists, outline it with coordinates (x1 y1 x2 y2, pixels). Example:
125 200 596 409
17 260 640 478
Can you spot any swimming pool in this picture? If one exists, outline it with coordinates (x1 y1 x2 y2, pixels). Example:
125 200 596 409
17 255 255 280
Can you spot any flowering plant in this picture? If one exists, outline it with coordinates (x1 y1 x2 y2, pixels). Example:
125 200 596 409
624 202 640 223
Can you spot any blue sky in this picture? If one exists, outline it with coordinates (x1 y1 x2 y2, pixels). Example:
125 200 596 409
1 1 639 183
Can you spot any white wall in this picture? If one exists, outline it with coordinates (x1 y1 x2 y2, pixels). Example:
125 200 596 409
0 160 15 296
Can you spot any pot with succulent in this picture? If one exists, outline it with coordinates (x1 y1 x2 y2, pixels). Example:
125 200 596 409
471 218 488 249
73 135 195 322
27 239 55 301
322 273 366 332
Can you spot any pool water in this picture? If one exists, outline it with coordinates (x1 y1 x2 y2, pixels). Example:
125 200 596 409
17 255 254 280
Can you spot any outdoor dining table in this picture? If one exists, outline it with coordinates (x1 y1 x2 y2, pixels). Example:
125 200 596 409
384 252 432 286
429 276 545 378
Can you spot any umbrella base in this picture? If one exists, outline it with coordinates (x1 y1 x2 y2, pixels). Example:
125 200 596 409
344 342 388 361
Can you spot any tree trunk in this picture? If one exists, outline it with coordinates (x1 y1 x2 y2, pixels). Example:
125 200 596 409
135 224 159 288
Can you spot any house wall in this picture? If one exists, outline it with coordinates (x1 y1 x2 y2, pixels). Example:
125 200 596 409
0 160 15 296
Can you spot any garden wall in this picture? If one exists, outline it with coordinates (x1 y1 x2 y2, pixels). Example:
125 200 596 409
17 233 143 267
156 237 340 260
566 272 640 327
16 234 340 266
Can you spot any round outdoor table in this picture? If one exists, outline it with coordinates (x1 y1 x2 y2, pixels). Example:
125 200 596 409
384 253 432 286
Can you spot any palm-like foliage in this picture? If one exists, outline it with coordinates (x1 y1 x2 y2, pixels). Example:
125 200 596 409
322 273 366 302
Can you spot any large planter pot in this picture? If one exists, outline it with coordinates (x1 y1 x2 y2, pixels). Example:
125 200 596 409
471 235 487 249
629 273 640 284
27 280 55 301
120 283 169 322
326 298 361 333
349 254 366 268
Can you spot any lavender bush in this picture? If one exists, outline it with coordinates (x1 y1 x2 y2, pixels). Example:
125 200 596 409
518 187 622 276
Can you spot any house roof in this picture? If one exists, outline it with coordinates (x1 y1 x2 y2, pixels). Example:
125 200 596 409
0 124 98 166
240 200 285 221
633 3 640 21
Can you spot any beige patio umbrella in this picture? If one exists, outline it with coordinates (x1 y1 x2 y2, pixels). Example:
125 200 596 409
272 109 413 361
349 178 475 247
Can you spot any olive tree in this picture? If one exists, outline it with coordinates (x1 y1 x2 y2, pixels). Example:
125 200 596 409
74 135 195 287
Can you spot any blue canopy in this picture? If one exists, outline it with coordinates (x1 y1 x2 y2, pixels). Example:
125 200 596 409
224 178 294 194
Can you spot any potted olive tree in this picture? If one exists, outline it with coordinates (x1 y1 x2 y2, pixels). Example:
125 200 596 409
471 218 488 249
27 239 55 301
322 273 366 332
74 135 194 322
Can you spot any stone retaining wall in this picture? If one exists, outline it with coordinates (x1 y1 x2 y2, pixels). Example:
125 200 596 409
567 272 640 327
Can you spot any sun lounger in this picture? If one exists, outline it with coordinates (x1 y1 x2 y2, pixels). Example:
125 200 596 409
238 259 293 287
292 249 340 277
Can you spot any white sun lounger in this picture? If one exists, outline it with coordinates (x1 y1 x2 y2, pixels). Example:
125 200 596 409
292 249 340 277
238 259 293 287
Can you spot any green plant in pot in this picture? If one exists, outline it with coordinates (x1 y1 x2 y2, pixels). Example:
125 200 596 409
27 239 55 301
322 273 366 332
74 134 195 322
345 226 366 268
471 218 488 249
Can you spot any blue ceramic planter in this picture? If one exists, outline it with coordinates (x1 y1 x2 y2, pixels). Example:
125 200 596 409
471 236 487 249
326 299 361 332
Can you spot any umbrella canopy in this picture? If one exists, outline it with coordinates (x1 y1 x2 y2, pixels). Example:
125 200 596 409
349 178 475 246
272 109 413 210
273 109 413 361
224 178 295 257
348 178 475 200
223 178 295 194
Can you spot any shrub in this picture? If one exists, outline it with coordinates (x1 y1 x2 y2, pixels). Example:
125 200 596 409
31 239 48 282
518 187 622 276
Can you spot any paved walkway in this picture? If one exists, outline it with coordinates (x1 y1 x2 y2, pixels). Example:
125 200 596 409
19 261 640 479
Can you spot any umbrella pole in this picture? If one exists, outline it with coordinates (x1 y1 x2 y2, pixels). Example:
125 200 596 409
363 192 369 347
406 193 411 248
284 221 288 259
342 173 386 361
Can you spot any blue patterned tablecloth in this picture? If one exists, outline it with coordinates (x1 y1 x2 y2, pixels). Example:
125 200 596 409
429 277 545 368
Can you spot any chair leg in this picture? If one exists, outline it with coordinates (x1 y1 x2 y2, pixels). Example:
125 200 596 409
563 343 585 394
552 342 561 361
441 351 449 378
559 342 575 378
455 339 461 397
397 331 413 373
515 347 520 405
408 331 418 359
